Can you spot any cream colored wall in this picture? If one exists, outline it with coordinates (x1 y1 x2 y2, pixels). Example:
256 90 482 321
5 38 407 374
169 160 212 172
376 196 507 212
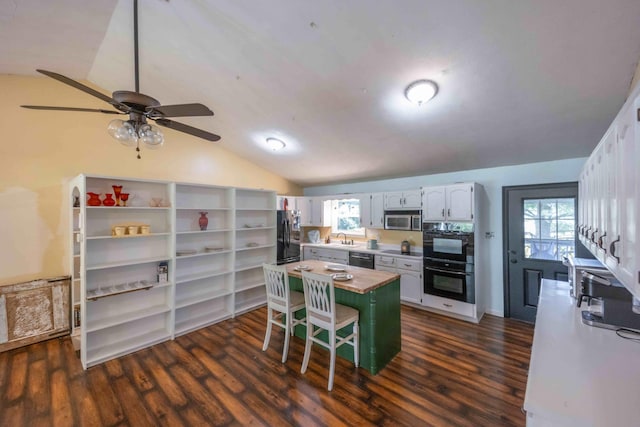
0 75 301 286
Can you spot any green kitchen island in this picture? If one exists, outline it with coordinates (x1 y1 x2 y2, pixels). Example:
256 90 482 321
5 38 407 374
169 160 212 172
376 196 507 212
285 260 401 375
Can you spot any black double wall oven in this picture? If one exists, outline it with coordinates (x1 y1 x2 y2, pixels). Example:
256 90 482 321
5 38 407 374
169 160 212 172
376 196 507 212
423 222 475 304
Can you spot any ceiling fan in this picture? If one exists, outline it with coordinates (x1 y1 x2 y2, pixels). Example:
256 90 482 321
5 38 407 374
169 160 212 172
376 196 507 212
21 0 220 159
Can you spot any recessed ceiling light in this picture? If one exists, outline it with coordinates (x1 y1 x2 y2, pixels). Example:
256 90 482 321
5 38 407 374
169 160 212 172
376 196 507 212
266 137 286 151
405 79 438 105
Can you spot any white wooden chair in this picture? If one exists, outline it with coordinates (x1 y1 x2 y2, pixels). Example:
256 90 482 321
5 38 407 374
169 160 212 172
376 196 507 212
300 271 359 391
262 263 306 363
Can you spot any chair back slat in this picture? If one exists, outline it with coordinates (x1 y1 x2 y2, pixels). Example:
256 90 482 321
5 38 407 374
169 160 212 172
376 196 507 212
263 264 289 308
301 272 336 325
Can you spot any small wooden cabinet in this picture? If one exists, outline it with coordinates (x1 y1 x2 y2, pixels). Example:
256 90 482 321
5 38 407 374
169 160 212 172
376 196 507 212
0 276 70 352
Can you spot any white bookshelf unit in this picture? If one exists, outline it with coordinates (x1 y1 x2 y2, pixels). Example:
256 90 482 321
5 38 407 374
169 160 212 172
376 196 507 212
69 174 276 368
234 189 277 314
174 183 235 336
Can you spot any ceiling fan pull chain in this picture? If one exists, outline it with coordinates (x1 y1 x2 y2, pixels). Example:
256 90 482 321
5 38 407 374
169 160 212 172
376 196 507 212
136 140 141 159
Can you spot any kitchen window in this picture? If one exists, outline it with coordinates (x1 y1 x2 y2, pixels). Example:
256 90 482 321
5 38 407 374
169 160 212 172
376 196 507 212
523 197 575 261
330 198 364 236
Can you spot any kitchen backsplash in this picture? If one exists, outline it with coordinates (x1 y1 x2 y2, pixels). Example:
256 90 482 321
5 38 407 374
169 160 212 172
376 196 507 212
301 226 421 247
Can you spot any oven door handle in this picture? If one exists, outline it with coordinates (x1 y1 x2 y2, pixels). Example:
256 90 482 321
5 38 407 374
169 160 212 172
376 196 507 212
425 266 469 276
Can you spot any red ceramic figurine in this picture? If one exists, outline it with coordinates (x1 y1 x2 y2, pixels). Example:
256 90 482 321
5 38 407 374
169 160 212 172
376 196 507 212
103 193 116 206
87 192 101 206
199 212 209 230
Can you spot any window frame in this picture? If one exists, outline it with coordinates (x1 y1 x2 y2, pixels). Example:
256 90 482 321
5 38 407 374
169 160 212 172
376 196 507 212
329 197 365 237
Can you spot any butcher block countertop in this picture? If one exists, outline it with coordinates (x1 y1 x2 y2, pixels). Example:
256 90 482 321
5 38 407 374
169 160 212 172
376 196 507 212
284 260 399 294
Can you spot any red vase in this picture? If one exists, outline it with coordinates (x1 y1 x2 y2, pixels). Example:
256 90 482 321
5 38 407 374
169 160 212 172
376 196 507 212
87 192 101 206
112 185 123 206
199 212 209 231
103 193 116 206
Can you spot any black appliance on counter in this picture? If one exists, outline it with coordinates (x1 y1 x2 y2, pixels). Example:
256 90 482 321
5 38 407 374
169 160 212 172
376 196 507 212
277 210 300 265
578 271 640 331
349 251 375 269
423 222 475 303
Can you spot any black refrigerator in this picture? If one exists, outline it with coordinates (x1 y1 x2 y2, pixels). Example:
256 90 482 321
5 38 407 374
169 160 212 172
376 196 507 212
277 210 300 265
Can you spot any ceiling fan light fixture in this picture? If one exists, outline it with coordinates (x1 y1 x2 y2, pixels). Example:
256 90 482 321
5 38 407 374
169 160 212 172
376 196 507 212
108 119 137 146
139 124 164 149
405 79 438 105
266 137 286 151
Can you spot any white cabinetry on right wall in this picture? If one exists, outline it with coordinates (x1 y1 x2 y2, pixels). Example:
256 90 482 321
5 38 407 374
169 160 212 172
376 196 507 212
579 90 640 298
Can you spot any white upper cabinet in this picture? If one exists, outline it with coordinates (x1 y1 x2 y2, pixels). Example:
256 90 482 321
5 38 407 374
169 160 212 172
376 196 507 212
276 195 299 211
359 193 385 228
580 90 640 298
422 186 446 220
371 193 385 228
299 196 331 227
422 183 475 222
384 190 422 210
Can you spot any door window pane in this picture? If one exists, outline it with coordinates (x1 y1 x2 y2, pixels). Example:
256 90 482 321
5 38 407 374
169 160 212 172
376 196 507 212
523 198 575 261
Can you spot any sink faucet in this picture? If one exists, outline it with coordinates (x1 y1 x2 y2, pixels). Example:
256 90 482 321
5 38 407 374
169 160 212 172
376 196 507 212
336 232 347 244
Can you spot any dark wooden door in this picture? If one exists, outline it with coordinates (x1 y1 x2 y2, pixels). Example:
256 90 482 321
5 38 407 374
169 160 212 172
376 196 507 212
503 182 578 322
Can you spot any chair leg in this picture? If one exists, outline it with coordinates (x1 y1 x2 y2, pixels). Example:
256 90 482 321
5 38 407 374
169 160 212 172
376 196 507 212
301 324 313 374
290 311 296 336
328 329 336 391
353 320 359 368
282 317 291 363
262 308 273 351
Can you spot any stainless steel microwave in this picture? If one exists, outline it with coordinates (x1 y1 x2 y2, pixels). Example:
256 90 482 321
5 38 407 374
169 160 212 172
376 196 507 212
384 212 422 231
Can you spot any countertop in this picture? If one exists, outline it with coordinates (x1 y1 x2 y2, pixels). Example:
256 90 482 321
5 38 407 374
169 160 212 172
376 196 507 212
524 279 640 426
284 260 400 294
301 242 423 260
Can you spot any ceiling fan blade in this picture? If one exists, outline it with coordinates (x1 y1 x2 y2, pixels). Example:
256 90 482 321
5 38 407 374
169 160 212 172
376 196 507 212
147 103 214 118
21 105 124 115
36 69 128 110
154 118 221 142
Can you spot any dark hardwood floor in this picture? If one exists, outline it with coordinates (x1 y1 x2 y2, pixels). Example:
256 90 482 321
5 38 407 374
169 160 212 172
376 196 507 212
0 305 534 427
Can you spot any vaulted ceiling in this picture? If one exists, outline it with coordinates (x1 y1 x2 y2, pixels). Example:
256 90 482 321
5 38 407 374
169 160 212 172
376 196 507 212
3 0 640 185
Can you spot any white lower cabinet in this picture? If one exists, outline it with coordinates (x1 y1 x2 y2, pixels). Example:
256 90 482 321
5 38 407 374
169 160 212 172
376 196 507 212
375 255 422 304
421 294 475 318
70 174 275 369
303 246 349 264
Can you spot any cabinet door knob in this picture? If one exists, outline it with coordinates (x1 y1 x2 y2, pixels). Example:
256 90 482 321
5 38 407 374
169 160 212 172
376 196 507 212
443 303 453 308
441 208 445 217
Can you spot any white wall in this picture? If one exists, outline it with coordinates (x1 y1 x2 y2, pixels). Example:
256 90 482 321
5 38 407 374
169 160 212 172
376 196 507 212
304 157 588 316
